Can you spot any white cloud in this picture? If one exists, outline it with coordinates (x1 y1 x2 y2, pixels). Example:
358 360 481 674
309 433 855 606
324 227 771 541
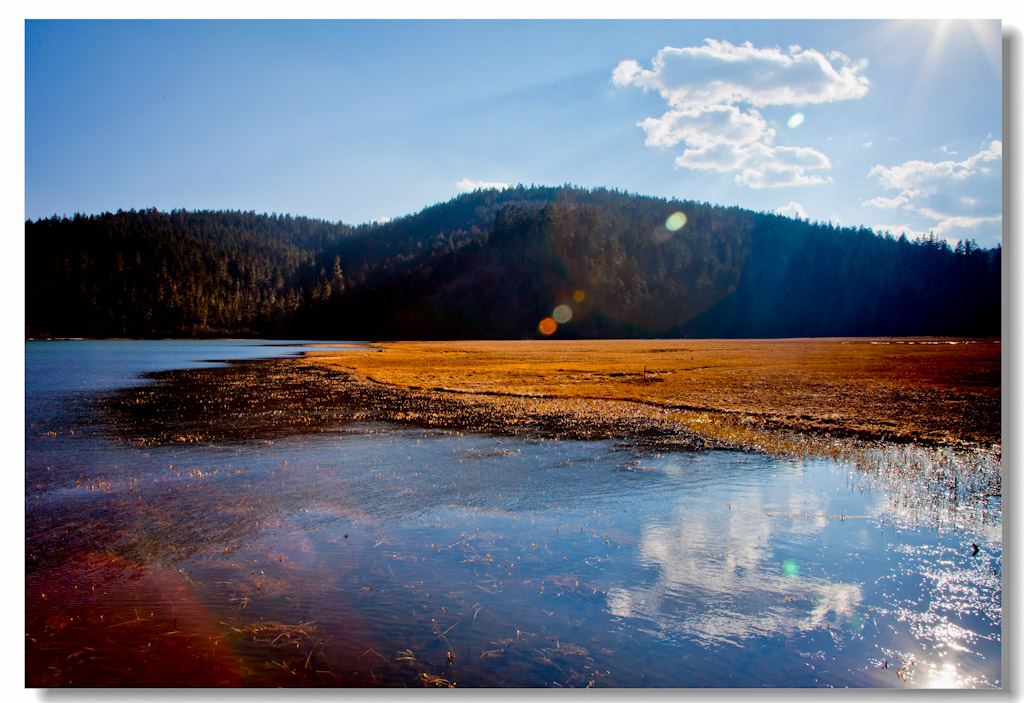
872 223 931 239
613 39 868 109
862 140 872 148
611 59 643 89
614 39 867 188
455 178 512 192
926 214 1002 239
865 140 1002 242
638 105 771 149
674 141 831 188
869 141 1001 192
873 218 1002 242
777 201 808 220
863 191 916 210
736 159 829 189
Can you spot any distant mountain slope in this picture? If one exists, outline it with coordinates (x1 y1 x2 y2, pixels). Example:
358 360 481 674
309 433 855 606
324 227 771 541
25 186 1000 339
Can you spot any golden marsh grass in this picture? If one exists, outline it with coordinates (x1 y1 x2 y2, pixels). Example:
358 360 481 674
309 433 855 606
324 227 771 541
303 338 1000 452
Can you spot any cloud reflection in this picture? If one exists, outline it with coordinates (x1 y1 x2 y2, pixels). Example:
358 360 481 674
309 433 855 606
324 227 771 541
605 461 864 645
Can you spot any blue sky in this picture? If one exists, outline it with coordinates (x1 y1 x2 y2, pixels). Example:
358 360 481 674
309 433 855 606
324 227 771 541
25 18 1005 247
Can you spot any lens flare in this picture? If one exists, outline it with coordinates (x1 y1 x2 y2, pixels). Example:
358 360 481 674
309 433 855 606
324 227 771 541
573 290 586 302
552 305 573 324
782 559 800 577
787 112 805 128
538 317 557 336
665 212 687 231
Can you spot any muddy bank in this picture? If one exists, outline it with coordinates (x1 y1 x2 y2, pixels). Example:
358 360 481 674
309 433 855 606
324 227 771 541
99 358 719 451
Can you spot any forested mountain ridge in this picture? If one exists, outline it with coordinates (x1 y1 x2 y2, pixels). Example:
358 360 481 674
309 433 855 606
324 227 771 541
25 185 1000 339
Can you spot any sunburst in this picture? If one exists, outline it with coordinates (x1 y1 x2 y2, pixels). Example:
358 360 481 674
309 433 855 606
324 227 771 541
922 20 1001 77
886 19 1001 82
864 20 1000 129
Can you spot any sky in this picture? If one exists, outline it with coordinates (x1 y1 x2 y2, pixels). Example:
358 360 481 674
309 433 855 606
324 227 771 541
24 18 1006 247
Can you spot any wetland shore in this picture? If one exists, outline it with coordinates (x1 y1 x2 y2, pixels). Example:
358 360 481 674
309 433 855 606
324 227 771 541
301 338 1001 455
26 339 1004 687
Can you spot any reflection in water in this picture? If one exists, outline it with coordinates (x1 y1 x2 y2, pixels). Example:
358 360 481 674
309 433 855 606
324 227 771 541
24 342 1001 688
601 452 1001 688
606 458 865 647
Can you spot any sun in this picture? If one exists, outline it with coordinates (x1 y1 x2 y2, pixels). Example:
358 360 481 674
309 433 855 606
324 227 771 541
890 20 1001 79
866 20 1000 112
923 20 1000 76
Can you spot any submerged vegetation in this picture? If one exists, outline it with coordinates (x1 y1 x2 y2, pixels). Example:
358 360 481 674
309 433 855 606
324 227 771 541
25 185 999 340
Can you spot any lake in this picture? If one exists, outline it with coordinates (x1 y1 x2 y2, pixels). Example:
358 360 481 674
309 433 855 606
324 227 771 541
24 340 1002 688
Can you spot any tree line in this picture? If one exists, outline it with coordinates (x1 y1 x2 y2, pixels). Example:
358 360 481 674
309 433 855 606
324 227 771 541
25 185 1000 340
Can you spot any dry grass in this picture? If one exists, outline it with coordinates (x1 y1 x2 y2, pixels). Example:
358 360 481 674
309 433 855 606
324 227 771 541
303 338 1000 450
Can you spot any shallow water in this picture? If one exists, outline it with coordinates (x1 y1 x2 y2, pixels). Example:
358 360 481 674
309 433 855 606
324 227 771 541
24 341 1001 688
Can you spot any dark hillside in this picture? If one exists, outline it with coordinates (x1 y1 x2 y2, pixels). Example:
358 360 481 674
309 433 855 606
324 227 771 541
25 186 1000 339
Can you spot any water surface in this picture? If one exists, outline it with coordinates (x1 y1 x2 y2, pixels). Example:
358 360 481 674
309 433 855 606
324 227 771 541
24 340 1001 688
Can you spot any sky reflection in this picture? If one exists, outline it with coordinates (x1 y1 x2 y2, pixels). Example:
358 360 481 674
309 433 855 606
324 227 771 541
598 452 999 688
606 457 865 646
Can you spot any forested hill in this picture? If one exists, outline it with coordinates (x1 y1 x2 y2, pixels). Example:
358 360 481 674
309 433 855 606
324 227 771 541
25 185 1000 340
